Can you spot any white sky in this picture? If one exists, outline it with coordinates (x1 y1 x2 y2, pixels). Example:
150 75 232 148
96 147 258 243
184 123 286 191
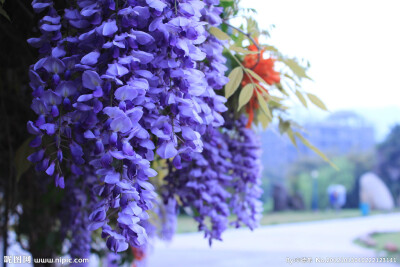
241 0 400 111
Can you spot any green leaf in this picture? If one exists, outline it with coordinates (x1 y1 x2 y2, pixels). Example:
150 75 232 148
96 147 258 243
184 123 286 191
278 118 290 134
283 58 311 80
258 110 270 129
230 45 259 54
255 90 272 119
263 45 279 53
237 83 254 111
246 68 268 86
307 93 327 110
295 132 338 169
284 73 300 86
268 95 284 103
0 6 10 21
14 138 34 182
209 27 230 41
287 128 297 147
295 90 308 108
276 83 289 96
225 67 243 99
246 17 259 36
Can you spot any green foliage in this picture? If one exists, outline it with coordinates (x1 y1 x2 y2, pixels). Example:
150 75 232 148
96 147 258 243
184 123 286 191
209 26 230 40
225 66 243 99
307 93 328 111
0 0 10 21
282 58 312 80
237 83 253 111
255 89 272 120
355 231 400 259
0 6 10 21
295 89 308 108
229 45 258 55
212 6 331 165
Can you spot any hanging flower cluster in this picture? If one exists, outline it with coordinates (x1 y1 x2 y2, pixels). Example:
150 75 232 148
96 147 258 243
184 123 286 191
163 127 232 243
226 115 263 230
26 0 264 259
163 114 263 244
59 171 96 260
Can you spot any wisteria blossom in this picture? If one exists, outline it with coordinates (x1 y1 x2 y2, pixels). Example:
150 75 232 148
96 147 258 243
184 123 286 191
27 0 263 259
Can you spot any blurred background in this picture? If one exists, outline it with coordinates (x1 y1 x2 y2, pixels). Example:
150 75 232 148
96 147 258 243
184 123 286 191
148 0 400 266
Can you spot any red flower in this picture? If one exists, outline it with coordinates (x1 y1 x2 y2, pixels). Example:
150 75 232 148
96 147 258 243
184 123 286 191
131 246 145 262
241 42 280 128
242 43 280 87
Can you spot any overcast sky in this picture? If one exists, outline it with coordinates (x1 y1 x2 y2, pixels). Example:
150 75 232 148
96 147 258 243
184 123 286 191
241 0 400 112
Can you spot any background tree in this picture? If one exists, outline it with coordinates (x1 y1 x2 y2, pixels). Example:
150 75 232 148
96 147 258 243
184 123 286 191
377 125 400 202
0 0 69 263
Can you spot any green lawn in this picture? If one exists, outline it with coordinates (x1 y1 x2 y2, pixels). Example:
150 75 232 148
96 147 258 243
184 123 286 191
355 232 400 261
176 209 384 233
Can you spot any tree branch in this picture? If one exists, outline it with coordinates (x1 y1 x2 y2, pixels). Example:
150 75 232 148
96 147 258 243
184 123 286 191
222 21 261 70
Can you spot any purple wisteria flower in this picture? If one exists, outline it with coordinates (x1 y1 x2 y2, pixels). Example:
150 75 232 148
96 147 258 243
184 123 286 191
163 114 263 244
226 115 263 230
27 0 236 256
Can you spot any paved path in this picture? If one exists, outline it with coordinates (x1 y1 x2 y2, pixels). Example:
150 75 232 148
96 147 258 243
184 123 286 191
147 213 400 267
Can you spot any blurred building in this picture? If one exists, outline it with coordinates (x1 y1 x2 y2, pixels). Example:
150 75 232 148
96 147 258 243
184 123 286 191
261 111 375 177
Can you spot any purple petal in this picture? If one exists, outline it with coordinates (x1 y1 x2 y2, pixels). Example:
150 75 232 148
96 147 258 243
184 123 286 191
88 221 105 231
40 23 61 32
157 141 178 159
172 154 182 169
131 30 155 45
77 94 94 102
110 116 133 133
39 123 56 135
106 63 129 77
27 121 41 135
130 50 154 64
82 70 103 90
114 85 138 101
42 57 65 74
104 172 120 184
42 90 62 105
146 0 167 12
84 130 96 139
27 149 45 163
45 161 55 175
101 20 118 36
30 136 42 147
51 46 66 58
81 51 100 65
103 107 125 118
55 174 65 188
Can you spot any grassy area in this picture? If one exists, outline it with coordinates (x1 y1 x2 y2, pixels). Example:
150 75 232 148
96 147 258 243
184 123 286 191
176 209 385 233
355 232 400 260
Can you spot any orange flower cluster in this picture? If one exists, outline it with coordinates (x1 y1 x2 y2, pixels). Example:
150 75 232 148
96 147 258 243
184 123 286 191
242 44 281 87
131 246 145 267
241 42 280 128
